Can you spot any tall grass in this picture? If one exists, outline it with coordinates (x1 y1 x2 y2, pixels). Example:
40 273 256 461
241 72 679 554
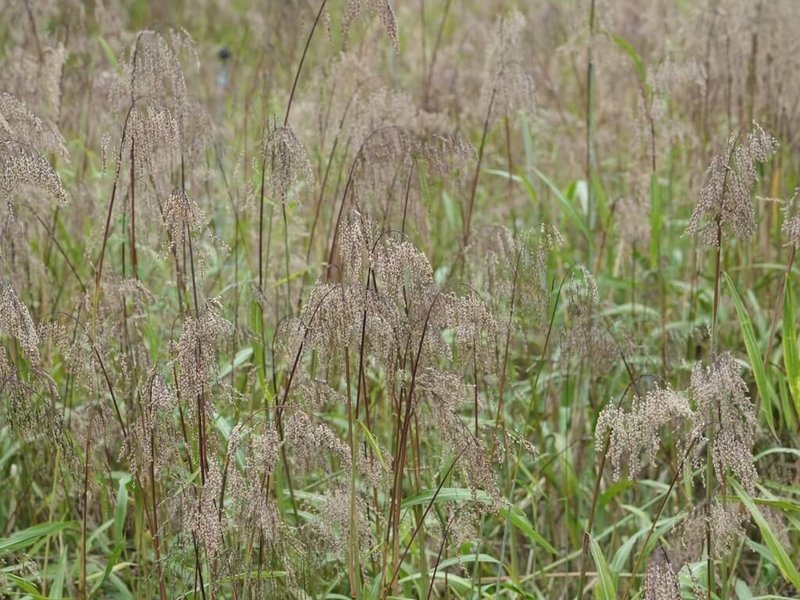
0 1 799 599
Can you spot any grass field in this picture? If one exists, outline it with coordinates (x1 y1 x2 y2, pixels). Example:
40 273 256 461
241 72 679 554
1 1 799 598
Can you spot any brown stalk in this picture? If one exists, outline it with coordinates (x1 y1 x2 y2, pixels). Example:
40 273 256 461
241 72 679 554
619 436 700 600
422 0 452 109
463 86 496 249
129 137 138 280
387 293 441 591
386 448 465 593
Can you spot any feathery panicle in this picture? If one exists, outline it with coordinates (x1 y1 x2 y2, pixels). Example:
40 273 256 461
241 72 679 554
560 266 615 368
0 92 69 158
0 140 69 206
689 352 758 492
342 0 400 52
708 500 746 558
780 187 800 248
479 11 535 124
162 188 207 255
125 369 179 480
181 461 225 560
174 298 233 405
262 122 313 204
0 277 41 366
686 122 778 247
596 386 692 481
644 546 681 600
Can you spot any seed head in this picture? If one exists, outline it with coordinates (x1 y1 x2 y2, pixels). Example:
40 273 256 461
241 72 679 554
479 11 535 124
689 352 758 492
686 122 778 247
596 386 693 481
644 546 680 600
342 0 399 52
0 277 40 366
261 123 313 204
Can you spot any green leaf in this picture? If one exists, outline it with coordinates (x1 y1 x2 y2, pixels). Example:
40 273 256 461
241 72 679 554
732 479 800 591
734 578 754 599
49 546 68 599
588 535 617 600
92 473 131 595
531 167 591 243
113 473 131 543
782 284 800 420
0 521 76 554
400 487 493 510
356 419 388 470
725 272 777 436
398 554 501 584
98 37 118 66
498 505 558 555
608 34 647 84
218 346 253 380
2 572 43 596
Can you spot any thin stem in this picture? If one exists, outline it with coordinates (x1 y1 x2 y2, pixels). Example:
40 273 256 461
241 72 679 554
585 0 597 261
283 0 328 127
619 436 700 600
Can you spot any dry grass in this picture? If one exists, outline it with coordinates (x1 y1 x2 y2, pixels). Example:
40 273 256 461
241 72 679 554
0 1 799 598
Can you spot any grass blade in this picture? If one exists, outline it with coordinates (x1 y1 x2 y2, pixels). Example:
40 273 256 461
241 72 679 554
725 272 777 436
732 479 800 591
588 535 617 600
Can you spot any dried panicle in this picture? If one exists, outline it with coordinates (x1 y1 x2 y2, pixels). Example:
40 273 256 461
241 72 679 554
162 188 207 255
780 188 800 249
0 92 69 158
181 461 225 560
413 368 498 499
636 59 706 157
479 11 535 123
371 235 433 300
261 123 313 204
709 500 746 558
86 277 154 345
560 266 615 367
125 369 178 480
644 546 681 600
748 121 779 162
1 350 69 465
420 132 474 177
40 45 68 118
284 410 352 475
127 105 182 177
228 426 283 535
690 352 758 492
113 29 196 121
107 29 208 182
174 298 233 404
0 277 40 366
686 122 778 247
0 140 69 206
299 283 362 367
342 0 399 52
296 377 349 412
596 386 693 480
674 499 747 564
469 225 558 328
338 213 372 283
439 292 497 369
308 487 375 563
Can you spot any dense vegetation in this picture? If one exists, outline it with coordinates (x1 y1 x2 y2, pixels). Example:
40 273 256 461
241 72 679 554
1 1 799 598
